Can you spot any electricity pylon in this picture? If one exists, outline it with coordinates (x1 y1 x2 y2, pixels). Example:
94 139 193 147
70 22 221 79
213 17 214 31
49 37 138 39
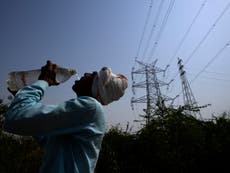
177 58 202 118
131 59 173 124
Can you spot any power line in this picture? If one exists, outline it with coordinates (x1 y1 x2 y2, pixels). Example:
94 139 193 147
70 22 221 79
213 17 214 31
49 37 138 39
203 70 230 76
167 0 207 65
137 0 165 83
184 1 230 65
135 0 154 60
141 0 165 61
170 1 230 84
174 41 230 97
174 39 230 105
196 76 230 83
147 0 176 62
187 73 230 83
190 41 230 83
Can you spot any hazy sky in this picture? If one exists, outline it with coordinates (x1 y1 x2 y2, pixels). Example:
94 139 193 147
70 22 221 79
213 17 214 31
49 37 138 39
1 0 230 130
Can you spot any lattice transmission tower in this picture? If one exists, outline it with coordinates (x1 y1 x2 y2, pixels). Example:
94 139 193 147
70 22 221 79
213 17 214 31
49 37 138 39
177 58 202 118
131 59 173 124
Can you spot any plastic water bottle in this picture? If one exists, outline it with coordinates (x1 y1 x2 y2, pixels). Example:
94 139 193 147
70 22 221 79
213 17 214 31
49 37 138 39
7 66 77 92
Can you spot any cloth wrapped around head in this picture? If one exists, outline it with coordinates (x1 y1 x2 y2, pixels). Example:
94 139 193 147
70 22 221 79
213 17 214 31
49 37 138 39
92 67 128 105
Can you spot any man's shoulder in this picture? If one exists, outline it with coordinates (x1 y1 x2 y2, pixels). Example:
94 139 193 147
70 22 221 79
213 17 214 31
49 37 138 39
77 96 101 105
68 96 103 111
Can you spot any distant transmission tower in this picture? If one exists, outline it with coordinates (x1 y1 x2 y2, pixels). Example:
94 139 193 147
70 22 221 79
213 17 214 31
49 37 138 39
131 59 173 124
177 58 202 118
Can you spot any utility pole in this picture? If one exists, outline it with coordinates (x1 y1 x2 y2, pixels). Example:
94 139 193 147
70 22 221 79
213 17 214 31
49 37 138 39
177 58 202 118
131 59 172 124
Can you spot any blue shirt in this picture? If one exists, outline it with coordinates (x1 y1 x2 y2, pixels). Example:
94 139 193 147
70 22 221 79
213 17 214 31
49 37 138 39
3 80 105 173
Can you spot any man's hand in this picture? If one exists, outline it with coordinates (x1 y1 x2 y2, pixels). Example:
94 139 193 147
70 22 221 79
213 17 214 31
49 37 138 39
38 60 60 86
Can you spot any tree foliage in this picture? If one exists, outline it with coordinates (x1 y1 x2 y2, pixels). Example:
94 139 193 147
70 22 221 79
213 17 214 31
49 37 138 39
96 110 230 173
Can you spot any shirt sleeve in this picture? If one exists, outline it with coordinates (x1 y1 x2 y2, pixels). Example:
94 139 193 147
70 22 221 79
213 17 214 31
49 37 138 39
3 80 105 137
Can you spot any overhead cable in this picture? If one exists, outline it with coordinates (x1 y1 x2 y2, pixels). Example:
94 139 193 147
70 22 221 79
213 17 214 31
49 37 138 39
187 72 230 82
147 0 176 62
190 41 230 83
184 1 230 65
203 70 230 76
167 0 207 65
171 1 230 82
141 0 165 61
174 41 230 103
135 0 154 60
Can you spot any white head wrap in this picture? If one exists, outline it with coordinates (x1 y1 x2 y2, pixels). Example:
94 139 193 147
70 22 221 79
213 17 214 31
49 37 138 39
92 67 128 105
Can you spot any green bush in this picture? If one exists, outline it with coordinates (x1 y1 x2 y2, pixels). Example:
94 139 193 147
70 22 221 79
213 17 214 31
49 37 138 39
96 111 230 173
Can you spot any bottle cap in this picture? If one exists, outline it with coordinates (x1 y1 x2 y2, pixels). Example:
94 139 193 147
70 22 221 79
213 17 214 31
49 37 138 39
69 69 76 75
